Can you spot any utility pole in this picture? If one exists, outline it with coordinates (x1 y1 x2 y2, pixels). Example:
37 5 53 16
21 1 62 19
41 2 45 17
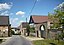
26 17 27 36
26 18 27 23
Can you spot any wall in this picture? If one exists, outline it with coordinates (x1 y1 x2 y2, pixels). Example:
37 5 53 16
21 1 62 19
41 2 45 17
21 28 26 36
34 21 50 38
0 26 8 37
48 29 62 39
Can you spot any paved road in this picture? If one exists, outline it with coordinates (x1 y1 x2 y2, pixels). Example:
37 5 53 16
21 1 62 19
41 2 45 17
0 35 32 45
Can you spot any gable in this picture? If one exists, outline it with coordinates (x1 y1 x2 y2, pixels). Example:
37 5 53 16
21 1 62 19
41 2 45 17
29 15 49 24
29 16 34 24
0 16 9 25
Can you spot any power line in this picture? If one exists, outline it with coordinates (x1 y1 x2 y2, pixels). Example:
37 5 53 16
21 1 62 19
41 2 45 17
26 0 37 22
29 0 37 15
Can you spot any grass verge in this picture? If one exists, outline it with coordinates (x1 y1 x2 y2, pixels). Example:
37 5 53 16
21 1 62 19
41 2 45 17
32 39 64 45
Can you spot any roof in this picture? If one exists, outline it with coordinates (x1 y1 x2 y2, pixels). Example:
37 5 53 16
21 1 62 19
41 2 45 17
0 16 10 25
22 22 28 28
29 15 50 24
11 27 20 30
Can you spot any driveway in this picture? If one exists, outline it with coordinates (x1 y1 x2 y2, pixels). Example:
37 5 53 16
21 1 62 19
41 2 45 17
0 35 32 45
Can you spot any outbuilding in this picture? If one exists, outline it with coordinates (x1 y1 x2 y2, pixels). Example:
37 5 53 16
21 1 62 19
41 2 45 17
0 16 11 37
29 15 50 38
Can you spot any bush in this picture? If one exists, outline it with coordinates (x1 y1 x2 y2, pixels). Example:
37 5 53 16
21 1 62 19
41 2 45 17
11 30 15 35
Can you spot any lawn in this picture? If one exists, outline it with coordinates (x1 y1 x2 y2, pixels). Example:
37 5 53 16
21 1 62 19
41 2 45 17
32 39 64 45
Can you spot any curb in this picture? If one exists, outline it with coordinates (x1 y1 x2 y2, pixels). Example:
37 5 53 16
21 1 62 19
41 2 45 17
21 35 44 41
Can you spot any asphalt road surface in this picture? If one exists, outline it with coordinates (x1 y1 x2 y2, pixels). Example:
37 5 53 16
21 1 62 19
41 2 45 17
0 35 32 45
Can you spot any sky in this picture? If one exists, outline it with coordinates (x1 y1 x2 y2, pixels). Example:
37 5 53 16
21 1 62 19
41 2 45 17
0 0 64 27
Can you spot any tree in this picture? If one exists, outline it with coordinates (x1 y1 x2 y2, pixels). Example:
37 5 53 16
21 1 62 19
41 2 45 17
11 30 15 35
30 27 35 33
48 10 64 29
26 24 30 36
48 10 64 41
48 2 64 28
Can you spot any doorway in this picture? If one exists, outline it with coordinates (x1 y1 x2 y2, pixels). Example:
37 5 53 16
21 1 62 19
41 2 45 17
40 24 45 38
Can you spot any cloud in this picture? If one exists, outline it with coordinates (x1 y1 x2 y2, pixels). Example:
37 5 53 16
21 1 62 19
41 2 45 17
10 18 19 27
20 20 25 23
27 16 30 22
10 18 26 27
10 18 19 23
14 20 25 27
12 18 19 23
16 11 25 15
22 15 25 17
18 21 24 25
17 20 25 26
0 10 13 16
10 13 13 15
0 10 9 16
10 18 13 24
54 2 64 10
0 3 12 11
0 3 13 16
10 19 25 27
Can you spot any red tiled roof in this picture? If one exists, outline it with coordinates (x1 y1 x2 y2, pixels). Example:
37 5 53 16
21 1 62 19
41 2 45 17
30 15 50 23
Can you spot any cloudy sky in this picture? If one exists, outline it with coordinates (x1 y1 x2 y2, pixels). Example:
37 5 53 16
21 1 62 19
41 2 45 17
0 0 64 27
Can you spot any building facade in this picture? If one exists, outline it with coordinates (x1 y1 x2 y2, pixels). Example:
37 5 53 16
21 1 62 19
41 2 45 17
0 16 11 37
19 22 28 36
29 15 62 39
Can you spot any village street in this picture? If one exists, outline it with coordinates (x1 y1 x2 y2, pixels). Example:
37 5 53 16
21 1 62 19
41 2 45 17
0 35 32 45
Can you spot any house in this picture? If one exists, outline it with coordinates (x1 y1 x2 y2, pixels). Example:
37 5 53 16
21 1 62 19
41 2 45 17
19 22 28 36
29 15 50 38
29 15 62 39
0 16 11 37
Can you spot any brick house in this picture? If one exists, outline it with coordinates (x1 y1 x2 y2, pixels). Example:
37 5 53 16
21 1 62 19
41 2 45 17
29 15 62 39
0 16 11 37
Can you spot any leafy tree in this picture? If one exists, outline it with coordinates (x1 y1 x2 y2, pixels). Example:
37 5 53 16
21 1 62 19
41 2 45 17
30 27 35 33
26 24 30 36
11 30 15 35
48 10 64 41
48 2 64 41
48 10 64 29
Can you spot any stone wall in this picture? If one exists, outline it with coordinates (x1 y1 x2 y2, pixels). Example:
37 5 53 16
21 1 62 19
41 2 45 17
48 29 62 39
0 26 8 37
21 28 26 36
34 21 50 38
35 24 41 37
